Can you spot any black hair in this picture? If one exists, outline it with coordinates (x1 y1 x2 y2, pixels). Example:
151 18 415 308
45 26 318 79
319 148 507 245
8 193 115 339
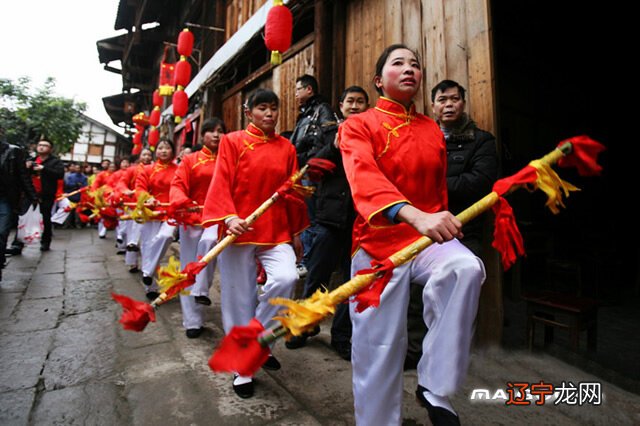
430 79 466 103
245 88 280 109
156 139 176 157
296 74 319 95
339 86 369 104
373 44 421 95
201 117 227 135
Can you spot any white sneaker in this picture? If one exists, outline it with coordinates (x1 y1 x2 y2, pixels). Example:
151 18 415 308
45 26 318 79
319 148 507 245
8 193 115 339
296 263 308 279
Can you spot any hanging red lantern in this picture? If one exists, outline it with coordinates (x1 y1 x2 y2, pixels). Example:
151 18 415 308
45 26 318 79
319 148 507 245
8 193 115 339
132 112 149 127
173 89 189 123
177 28 194 57
132 144 142 155
149 108 161 127
158 47 176 96
148 127 160 150
174 60 192 88
152 89 163 108
133 131 143 146
265 0 293 65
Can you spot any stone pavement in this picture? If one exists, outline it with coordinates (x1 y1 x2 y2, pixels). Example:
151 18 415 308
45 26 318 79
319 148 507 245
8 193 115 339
1 228 639 425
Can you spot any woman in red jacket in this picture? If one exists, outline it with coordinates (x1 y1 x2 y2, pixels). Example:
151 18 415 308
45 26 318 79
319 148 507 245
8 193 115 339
135 140 178 300
170 118 226 338
339 44 485 425
117 149 153 272
202 89 308 399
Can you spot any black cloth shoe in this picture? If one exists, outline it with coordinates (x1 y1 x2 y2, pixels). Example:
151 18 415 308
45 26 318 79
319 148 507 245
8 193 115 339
142 276 153 286
415 385 460 426
285 334 308 349
145 291 160 301
233 375 254 398
331 340 351 360
186 327 204 338
262 355 281 371
40 244 50 252
285 325 320 349
194 295 212 306
129 266 140 273
5 246 22 256
116 250 126 255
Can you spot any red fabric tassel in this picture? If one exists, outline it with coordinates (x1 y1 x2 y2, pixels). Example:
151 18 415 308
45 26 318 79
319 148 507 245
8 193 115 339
557 135 605 176
353 258 396 312
208 318 270 376
163 261 207 300
306 158 336 182
492 165 538 196
491 197 525 270
112 293 156 331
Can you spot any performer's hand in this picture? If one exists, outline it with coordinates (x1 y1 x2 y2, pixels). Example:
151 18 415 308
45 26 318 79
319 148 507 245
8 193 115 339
226 218 253 236
293 235 303 262
397 205 463 244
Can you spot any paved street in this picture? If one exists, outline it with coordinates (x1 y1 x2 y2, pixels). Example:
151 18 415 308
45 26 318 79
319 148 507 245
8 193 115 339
1 228 639 425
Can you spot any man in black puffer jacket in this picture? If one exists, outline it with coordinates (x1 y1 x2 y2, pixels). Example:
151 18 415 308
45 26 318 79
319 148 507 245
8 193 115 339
1 131 38 278
286 86 370 360
289 75 339 278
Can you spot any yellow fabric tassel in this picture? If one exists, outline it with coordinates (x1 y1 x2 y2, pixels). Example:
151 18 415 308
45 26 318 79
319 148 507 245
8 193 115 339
272 288 337 337
292 183 315 198
529 159 580 214
157 256 189 296
270 50 282 65
129 192 157 223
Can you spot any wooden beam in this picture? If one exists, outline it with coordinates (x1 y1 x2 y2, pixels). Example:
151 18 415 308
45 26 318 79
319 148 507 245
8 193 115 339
220 32 314 101
314 0 333 98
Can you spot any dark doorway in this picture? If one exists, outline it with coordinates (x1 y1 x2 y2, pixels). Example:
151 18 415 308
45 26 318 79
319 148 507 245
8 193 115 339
492 2 639 392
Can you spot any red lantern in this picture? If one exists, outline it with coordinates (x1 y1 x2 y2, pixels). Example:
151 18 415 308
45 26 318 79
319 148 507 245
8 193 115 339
149 108 161 127
132 112 149 127
152 90 163 108
132 144 142 155
133 132 143 145
148 127 159 149
177 29 194 57
174 60 192 88
173 89 189 123
265 0 293 65
159 47 175 96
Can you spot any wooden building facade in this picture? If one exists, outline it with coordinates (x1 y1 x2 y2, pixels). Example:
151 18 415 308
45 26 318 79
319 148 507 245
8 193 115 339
101 1 638 373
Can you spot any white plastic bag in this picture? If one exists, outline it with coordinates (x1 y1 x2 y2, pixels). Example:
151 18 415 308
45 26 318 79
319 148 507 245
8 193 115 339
17 204 44 244
51 198 72 225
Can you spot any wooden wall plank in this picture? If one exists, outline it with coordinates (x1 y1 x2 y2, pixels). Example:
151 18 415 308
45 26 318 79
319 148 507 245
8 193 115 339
422 0 446 114
275 44 315 133
443 0 469 93
402 0 424 113
222 91 242 132
465 0 496 134
385 0 403 45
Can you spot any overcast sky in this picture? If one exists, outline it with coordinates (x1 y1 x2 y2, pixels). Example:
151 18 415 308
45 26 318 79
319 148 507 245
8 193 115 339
1 0 126 133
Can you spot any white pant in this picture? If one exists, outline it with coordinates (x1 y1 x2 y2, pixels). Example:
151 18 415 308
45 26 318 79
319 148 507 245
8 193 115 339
350 239 485 426
218 243 298 336
98 219 107 238
140 221 176 290
115 219 127 248
178 225 218 329
125 221 142 267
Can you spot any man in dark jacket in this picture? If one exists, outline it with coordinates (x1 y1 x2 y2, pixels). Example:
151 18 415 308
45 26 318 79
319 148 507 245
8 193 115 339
26 139 64 251
405 80 499 370
286 86 370 360
289 75 339 277
1 133 38 279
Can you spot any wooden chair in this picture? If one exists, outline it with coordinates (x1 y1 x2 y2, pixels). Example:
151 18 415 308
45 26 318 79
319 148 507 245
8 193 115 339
523 291 598 352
